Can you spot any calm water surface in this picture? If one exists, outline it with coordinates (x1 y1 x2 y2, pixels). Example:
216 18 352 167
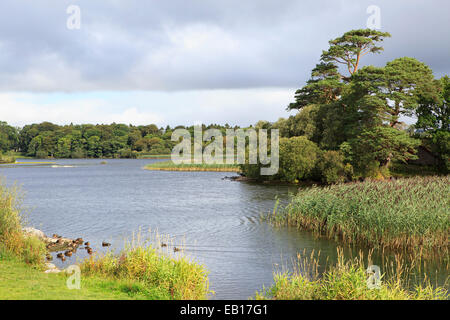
0 159 447 298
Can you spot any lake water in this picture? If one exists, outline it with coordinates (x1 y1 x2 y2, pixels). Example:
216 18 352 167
0 159 447 299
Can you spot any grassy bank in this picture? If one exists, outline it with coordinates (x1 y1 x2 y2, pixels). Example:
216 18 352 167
145 161 240 172
255 249 448 300
0 155 16 164
0 179 210 300
267 176 450 256
137 154 172 159
0 243 210 300
0 254 149 300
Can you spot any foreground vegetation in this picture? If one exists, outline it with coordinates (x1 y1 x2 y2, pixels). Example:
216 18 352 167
255 249 448 300
145 161 240 172
0 154 15 164
0 254 148 300
80 238 210 300
267 176 450 256
0 180 210 300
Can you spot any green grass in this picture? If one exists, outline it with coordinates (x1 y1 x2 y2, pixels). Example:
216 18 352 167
137 154 172 159
3 151 33 159
0 155 16 164
255 249 448 300
0 254 154 300
145 161 241 172
267 176 450 256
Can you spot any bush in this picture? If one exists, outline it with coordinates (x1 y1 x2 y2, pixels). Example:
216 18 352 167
277 136 320 182
341 126 420 179
240 136 320 182
35 149 48 159
119 148 138 159
432 130 450 173
314 151 353 184
70 148 86 159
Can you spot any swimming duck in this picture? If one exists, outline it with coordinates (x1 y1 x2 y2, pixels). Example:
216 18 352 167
56 253 63 258
87 248 93 255
173 247 180 252
102 242 111 247
64 251 73 257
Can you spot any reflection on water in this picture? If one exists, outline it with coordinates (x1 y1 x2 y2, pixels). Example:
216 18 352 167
0 159 447 299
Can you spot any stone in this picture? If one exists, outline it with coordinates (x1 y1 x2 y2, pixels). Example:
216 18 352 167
44 269 61 274
45 263 57 270
22 227 46 240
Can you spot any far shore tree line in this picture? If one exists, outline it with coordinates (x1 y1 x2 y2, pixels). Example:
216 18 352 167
0 121 244 160
0 29 448 182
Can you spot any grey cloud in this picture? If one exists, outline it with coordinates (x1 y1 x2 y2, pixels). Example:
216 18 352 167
0 0 449 92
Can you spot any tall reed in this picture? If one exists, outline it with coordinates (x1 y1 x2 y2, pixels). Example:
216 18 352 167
255 248 448 300
267 176 450 256
79 232 211 300
0 179 45 266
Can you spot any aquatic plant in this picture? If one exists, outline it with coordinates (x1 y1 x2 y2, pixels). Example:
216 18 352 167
145 161 240 172
255 249 448 300
267 176 450 256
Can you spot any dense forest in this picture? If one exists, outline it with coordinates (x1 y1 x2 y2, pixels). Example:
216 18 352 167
0 121 241 159
0 29 448 182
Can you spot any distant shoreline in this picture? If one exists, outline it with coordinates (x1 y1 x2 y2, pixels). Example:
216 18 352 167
144 161 241 173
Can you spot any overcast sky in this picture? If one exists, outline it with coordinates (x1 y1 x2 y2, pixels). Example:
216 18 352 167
0 0 449 127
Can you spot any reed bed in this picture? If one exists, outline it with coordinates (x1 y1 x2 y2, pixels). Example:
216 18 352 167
145 161 240 172
255 248 448 300
79 233 211 300
267 176 450 256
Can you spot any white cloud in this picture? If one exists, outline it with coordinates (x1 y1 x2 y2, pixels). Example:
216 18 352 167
0 93 163 126
0 88 296 127
0 0 448 92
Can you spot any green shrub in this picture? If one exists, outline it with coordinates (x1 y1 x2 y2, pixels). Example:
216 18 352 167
341 126 420 179
241 136 320 182
119 148 138 159
70 148 86 159
277 136 321 182
314 150 353 184
35 149 48 159
432 130 450 173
